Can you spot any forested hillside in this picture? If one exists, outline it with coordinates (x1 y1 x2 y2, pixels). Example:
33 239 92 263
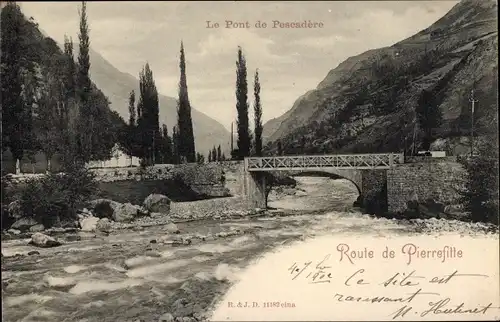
1 3 126 170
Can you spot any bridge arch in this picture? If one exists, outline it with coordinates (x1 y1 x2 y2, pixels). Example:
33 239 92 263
280 169 362 194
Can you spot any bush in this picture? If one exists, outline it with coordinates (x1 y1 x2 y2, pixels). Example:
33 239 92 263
15 165 97 228
457 137 499 225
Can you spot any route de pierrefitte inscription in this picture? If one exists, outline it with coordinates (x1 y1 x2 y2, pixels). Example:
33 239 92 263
206 20 324 29
336 243 463 265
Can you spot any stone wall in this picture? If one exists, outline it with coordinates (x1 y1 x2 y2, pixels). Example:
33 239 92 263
217 161 245 197
361 169 388 214
7 162 237 203
387 158 464 213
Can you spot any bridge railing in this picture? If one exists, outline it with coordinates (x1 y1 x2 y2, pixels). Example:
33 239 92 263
245 153 404 171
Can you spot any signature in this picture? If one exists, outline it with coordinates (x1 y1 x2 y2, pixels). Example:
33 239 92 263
390 299 498 320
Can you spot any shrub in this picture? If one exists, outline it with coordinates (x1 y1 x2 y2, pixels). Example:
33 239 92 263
15 165 97 228
457 137 499 225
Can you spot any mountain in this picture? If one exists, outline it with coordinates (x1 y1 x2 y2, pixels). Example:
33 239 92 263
263 0 498 156
82 47 231 156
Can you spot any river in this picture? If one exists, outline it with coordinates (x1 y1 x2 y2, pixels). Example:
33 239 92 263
2 176 491 322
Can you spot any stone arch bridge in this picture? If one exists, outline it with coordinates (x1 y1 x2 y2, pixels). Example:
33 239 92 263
242 153 405 213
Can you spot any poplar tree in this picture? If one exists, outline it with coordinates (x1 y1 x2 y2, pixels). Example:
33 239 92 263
235 46 250 159
38 66 61 172
136 63 160 165
253 69 263 156
128 90 136 126
217 145 222 161
212 146 217 162
61 35 79 168
76 0 93 163
172 126 180 164
160 124 173 163
121 90 138 163
177 41 196 163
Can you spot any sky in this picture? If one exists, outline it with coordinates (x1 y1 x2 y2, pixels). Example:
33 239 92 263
19 1 458 130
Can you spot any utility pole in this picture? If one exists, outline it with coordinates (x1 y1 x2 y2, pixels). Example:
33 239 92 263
469 89 478 156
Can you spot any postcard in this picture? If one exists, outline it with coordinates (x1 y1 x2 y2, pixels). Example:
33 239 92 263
1 1 498 321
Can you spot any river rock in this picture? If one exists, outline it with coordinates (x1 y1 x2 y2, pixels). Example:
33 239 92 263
96 218 112 233
158 313 174 322
164 222 180 234
113 203 142 222
29 224 45 232
444 204 463 216
7 200 24 220
89 199 121 219
7 228 21 235
144 194 171 214
11 217 38 232
80 216 99 232
29 232 62 248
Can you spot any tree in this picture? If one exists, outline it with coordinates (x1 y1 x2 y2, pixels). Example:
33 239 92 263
196 152 204 164
235 46 251 159
208 149 212 162
177 41 196 163
212 146 217 162
217 145 222 161
458 135 499 224
60 35 79 169
136 63 160 165
73 2 119 164
1 2 32 172
128 90 136 127
21 65 39 173
416 89 442 151
38 65 62 172
300 136 307 154
172 125 180 164
277 141 283 156
119 90 140 164
253 69 263 156
75 0 94 164
160 124 173 164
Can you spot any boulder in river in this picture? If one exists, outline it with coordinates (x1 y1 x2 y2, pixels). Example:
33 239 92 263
158 313 174 322
144 194 171 214
7 228 21 235
89 199 121 219
11 217 38 232
444 204 464 217
113 203 144 222
80 216 99 232
164 222 180 234
29 224 45 233
29 232 62 248
96 218 112 233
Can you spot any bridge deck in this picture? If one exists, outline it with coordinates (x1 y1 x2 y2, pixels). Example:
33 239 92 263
245 153 404 171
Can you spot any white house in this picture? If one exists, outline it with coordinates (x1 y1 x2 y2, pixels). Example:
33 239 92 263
87 144 140 168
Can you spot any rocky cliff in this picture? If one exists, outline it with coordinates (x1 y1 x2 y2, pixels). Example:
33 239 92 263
263 0 498 156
